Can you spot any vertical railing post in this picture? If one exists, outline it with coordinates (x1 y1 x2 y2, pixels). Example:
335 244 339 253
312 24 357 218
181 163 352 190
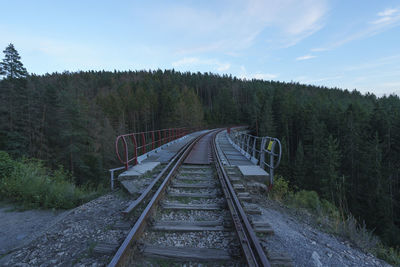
110 170 114 190
260 138 267 170
151 131 155 150
241 133 245 151
141 132 146 154
158 130 162 147
269 140 276 186
252 138 257 160
246 135 251 155
131 134 138 166
122 136 128 170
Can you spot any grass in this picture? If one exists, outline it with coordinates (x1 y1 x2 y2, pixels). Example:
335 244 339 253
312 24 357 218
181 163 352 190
269 175 400 266
0 151 101 210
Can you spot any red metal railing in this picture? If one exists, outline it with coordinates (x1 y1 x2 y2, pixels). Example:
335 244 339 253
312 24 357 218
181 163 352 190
115 127 194 170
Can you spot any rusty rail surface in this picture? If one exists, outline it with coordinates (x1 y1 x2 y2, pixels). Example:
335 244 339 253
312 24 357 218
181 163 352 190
212 129 271 267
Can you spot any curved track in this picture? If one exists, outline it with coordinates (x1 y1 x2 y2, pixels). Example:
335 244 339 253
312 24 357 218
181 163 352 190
108 129 271 267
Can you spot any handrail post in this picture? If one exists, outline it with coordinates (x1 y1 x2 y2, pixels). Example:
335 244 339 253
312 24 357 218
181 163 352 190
158 130 161 147
151 131 155 150
241 133 245 151
246 135 251 155
141 132 146 154
260 138 267 170
122 136 128 170
269 140 276 186
252 138 256 159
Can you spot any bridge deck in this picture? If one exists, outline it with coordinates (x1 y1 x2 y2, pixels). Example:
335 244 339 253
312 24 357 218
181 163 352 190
141 130 207 164
216 130 254 166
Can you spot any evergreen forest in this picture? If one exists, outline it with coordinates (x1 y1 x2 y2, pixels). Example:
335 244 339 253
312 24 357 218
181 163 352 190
0 44 399 248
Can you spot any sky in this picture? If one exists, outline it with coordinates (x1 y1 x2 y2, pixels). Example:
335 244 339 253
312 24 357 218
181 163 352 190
1 0 400 96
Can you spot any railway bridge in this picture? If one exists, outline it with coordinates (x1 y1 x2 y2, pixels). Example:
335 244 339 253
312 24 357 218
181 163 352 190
107 127 287 267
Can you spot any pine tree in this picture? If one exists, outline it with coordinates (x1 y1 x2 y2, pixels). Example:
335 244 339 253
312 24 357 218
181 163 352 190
0 43 28 79
0 44 29 156
320 135 341 203
293 141 306 188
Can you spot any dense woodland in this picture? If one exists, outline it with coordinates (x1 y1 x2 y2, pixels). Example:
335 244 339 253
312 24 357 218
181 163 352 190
0 44 399 247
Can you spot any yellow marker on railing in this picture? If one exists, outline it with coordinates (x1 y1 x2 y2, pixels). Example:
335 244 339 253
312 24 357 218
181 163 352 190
267 140 274 151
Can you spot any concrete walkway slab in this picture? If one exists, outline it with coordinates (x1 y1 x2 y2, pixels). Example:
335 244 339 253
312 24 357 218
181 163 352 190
238 165 269 183
118 162 160 181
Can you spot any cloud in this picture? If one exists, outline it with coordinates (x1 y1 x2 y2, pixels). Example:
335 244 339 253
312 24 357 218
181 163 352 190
160 0 328 54
238 65 277 80
382 82 400 87
252 73 278 80
378 8 398 17
344 54 400 71
313 6 400 51
296 54 316 61
372 8 400 25
171 57 231 72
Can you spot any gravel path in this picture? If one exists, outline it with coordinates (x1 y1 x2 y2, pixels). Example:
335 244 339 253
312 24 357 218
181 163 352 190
253 195 392 267
0 203 69 256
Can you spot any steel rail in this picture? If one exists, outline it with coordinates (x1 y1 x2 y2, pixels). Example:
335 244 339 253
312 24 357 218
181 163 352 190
122 132 202 214
108 130 212 267
211 130 271 267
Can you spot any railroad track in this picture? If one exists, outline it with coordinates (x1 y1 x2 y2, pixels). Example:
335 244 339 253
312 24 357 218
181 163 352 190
108 129 272 267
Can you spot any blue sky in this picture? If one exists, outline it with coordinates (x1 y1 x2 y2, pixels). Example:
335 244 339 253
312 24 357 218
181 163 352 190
1 0 400 96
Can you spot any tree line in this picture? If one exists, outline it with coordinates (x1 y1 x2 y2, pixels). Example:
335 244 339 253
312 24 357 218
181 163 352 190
0 44 399 247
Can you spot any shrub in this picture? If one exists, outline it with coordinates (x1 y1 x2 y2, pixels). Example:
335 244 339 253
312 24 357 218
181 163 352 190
320 199 340 220
0 151 99 209
376 246 400 266
268 174 399 266
292 190 321 212
271 175 290 201
338 215 379 251
0 150 15 179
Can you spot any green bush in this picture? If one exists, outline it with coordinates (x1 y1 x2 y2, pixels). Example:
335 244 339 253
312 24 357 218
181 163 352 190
338 215 379 251
268 174 399 266
0 150 15 179
292 190 321 212
0 152 99 209
271 175 290 201
377 246 400 266
320 199 340 219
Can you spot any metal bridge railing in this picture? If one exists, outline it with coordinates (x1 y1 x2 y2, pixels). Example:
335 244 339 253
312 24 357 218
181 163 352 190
227 127 282 187
115 127 195 170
